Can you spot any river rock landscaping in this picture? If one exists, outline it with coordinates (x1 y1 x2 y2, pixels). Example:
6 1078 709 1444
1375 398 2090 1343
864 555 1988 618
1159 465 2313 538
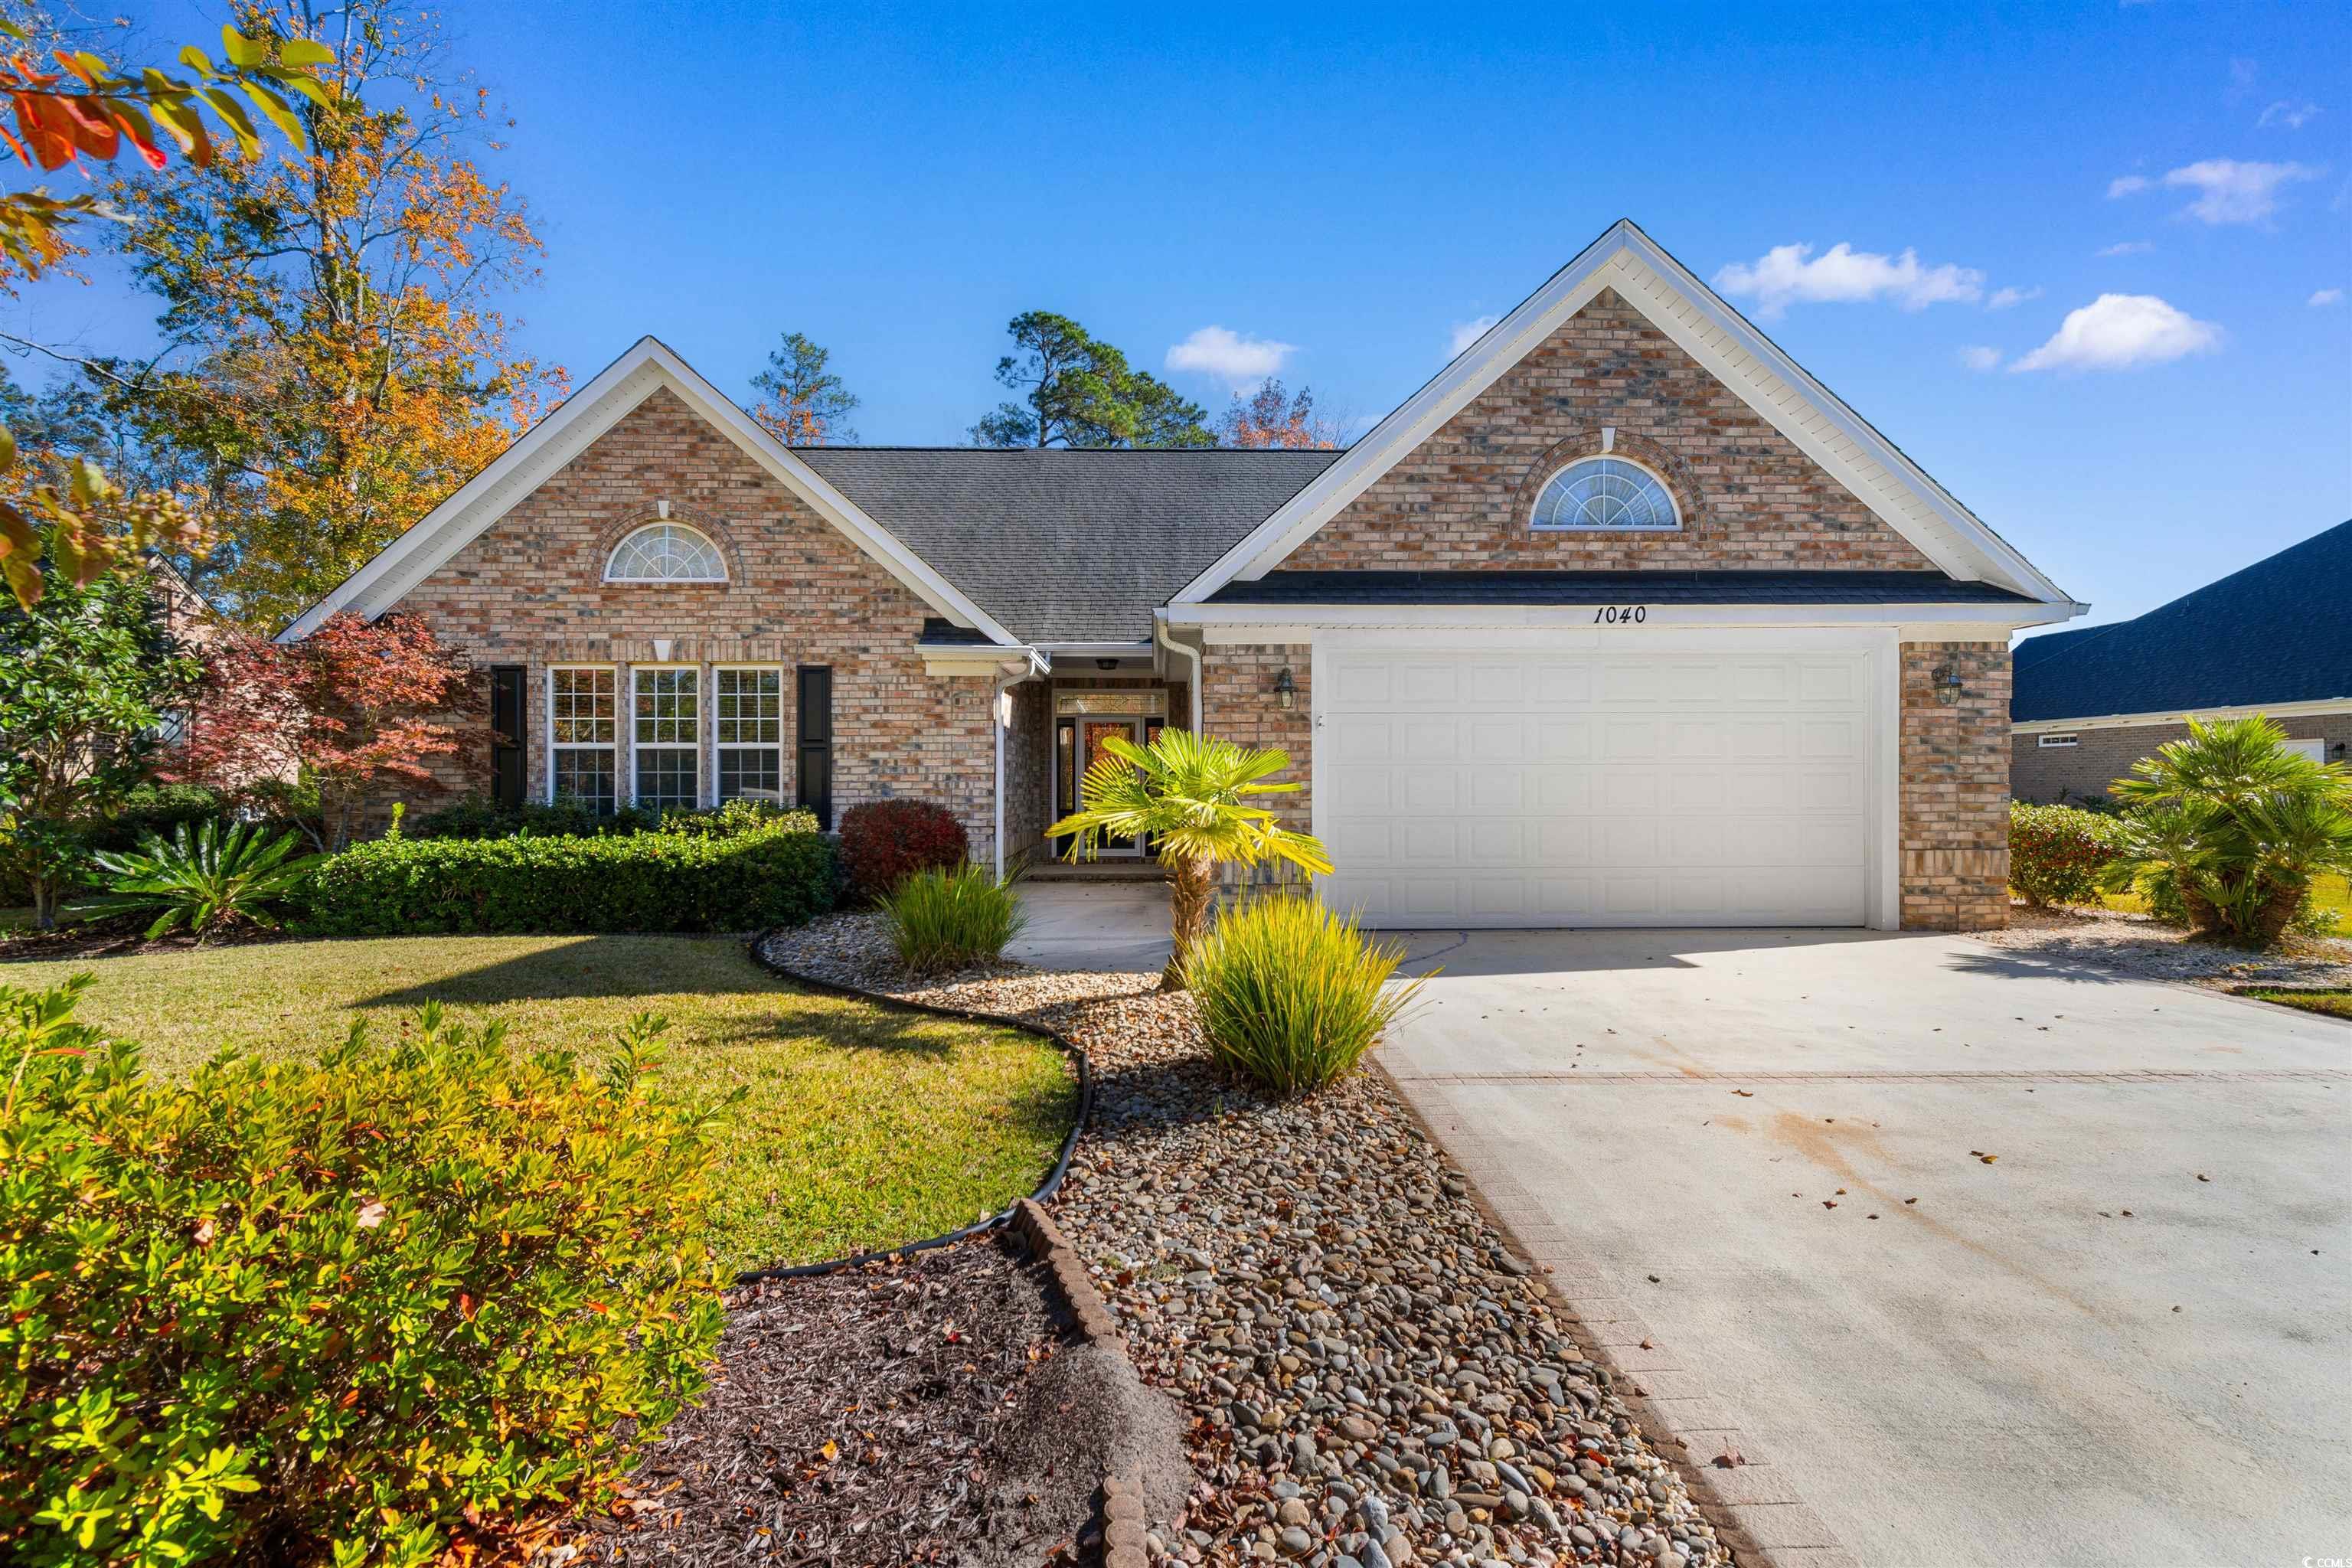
761 915 1732 1568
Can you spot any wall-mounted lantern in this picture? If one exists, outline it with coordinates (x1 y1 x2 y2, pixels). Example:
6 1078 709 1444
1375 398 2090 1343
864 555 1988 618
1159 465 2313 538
1932 662 1964 707
1273 667 1297 710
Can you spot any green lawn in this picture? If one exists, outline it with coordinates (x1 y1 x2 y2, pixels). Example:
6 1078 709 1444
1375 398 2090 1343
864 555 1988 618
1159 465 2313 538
1 935 1075 1273
2098 871 2351 922
2240 988 2352 1020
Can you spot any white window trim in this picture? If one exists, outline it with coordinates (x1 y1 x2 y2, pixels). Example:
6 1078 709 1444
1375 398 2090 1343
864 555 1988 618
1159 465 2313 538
2037 733 2080 749
546 664 620 808
630 663 704 809
1529 453 1682 533
712 663 788 804
603 521 729 584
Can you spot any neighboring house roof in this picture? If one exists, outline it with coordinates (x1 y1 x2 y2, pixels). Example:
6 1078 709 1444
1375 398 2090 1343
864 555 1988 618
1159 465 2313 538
1172 218 2077 610
2011 520 2352 723
1208 569 2037 606
799 447 1342 644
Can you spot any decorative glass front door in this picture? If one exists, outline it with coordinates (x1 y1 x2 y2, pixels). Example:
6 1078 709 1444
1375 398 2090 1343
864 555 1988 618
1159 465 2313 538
1078 717 1145 855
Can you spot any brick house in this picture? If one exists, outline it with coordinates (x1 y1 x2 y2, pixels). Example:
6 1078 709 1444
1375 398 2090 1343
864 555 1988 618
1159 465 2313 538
2012 518 2350 804
284 220 2079 932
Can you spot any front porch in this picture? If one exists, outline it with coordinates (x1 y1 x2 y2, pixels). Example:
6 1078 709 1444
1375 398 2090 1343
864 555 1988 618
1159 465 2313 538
1003 672 1187 875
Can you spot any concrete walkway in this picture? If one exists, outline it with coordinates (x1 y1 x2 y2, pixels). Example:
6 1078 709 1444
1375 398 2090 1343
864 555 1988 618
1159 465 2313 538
1008 880 1171 975
1378 927 2352 1568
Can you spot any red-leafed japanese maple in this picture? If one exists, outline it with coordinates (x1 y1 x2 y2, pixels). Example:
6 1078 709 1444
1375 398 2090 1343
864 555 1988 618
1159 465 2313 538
181 611 470 851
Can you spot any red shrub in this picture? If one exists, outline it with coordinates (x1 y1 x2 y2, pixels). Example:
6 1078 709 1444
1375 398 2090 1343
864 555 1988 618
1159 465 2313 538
838 800 969 900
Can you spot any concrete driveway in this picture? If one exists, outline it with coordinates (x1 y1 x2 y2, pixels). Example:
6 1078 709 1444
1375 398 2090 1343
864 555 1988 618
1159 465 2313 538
1378 928 2352 1568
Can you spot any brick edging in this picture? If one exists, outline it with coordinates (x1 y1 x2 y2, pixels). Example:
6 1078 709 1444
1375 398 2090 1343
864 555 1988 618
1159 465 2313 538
1370 1057 1824 1568
1011 1197 1148 1568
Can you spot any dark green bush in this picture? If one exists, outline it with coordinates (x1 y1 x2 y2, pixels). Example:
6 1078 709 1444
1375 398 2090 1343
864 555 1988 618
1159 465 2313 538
413 794 812 844
2008 801 2126 908
0 980 728 1568
301 818 834 935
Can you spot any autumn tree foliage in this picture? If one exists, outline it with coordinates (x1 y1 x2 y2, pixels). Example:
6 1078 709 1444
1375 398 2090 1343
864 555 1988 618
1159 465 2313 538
181 611 470 851
90 0 563 628
1217 377 1344 449
750 330 860 446
0 14 333 606
972 311 1213 449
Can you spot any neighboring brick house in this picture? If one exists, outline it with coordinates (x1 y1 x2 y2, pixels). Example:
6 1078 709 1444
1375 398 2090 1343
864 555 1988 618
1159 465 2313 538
283 219 2078 932
2011 519 2351 805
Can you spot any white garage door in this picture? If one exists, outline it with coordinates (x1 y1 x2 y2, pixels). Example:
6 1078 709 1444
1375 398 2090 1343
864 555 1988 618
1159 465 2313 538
1317 641 1877 928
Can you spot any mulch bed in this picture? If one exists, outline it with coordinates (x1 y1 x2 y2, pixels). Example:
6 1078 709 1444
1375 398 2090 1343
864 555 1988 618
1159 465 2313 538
569 1230 1099 1568
0 913 295 963
758 918 1734 1567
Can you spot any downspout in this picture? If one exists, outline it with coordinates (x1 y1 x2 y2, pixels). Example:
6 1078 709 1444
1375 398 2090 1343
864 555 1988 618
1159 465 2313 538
1155 612 1202 733
992 672 1013 881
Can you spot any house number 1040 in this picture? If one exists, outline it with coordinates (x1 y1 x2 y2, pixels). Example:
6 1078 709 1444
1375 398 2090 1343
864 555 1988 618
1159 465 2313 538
1592 605 1648 624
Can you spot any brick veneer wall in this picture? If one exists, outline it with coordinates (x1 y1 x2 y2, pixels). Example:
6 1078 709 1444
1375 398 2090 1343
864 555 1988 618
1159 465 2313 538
1900 642 2012 931
1199 644 1312 886
2011 711 2352 804
1003 678 1051 871
387 387 1001 860
1286 289 1940 573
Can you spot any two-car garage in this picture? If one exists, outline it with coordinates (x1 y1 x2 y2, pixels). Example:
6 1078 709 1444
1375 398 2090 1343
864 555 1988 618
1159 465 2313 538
1311 631 1893 929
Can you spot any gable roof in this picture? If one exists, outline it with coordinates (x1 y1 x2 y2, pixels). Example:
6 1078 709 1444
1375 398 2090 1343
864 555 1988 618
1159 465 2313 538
276 338 1026 647
1171 219 2076 609
798 447 1341 644
2011 520 2352 724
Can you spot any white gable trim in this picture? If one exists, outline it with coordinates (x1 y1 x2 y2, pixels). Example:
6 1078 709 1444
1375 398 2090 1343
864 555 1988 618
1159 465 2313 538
277 337 1021 646
1174 220 2075 609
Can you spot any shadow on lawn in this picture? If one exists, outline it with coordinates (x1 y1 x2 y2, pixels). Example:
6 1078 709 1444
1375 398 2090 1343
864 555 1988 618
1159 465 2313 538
351 936 998 1060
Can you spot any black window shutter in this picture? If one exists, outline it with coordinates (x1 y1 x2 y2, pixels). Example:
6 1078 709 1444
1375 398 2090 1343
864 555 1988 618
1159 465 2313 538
795 665 834 828
489 665 526 809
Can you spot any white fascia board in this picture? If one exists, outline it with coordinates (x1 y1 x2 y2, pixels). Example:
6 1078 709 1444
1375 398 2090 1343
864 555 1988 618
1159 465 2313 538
2013 697 2352 733
1173 219 2074 609
278 337 1022 649
1166 599 2076 634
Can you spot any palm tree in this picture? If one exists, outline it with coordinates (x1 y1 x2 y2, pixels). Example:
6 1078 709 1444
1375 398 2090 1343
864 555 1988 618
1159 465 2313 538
2101 714 2352 946
1048 729 1333 990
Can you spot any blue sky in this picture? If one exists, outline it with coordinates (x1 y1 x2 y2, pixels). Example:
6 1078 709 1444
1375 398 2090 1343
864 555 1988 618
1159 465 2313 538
19 0 2350 629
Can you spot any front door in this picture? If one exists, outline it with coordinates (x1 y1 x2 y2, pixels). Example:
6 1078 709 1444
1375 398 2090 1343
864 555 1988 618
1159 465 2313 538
1078 716 1147 857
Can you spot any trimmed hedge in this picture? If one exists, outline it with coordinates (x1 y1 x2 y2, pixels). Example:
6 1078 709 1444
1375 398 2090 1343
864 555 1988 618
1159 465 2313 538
2008 800 2125 908
0 980 727 1567
302 820 834 935
838 799 969 903
412 794 815 843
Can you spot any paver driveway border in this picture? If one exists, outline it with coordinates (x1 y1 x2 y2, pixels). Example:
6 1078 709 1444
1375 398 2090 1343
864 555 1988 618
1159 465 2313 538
1377 1058 1853 1568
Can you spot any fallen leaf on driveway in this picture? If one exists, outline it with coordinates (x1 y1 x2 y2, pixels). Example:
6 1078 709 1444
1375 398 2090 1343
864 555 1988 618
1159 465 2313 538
1822 1200 1838 1209
2196 1173 2210 1182
1732 1089 1753 1097
1712 1445 1747 1468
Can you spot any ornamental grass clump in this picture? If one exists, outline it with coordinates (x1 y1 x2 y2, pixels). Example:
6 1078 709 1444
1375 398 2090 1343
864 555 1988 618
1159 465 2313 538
0 982 730 1568
879 862 1027 973
1184 894 1426 1096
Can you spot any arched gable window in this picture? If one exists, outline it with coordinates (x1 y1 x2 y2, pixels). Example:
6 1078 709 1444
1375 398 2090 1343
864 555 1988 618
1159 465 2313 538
604 522 727 583
1529 456 1681 533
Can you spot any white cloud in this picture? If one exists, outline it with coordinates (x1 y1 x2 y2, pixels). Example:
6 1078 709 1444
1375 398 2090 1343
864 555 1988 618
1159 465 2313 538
1448 315 1499 357
2259 100 2322 130
1988 286 2042 310
1958 345 2002 373
2110 158 2324 224
1165 325 1296 386
2311 288 2346 307
2096 240 2154 256
2009 293 2222 373
1711 242 1985 318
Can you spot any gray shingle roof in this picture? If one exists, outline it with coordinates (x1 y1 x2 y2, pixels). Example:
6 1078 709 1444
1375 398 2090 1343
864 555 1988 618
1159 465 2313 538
1207 569 2037 606
2011 519 2352 722
797 447 1344 643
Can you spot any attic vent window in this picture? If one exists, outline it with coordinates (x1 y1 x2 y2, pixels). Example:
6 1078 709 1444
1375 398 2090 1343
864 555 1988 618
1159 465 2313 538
1530 456 1680 533
2038 733 2079 749
606 523 726 583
